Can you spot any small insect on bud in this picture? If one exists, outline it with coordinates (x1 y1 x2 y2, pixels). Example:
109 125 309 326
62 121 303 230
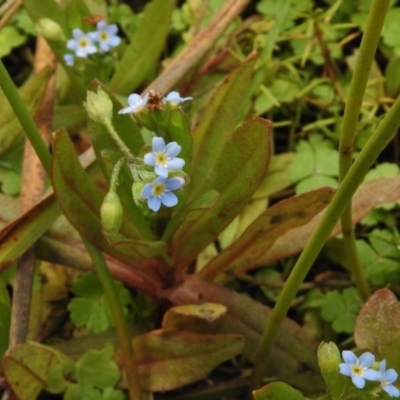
84 87 113 124
100 191 123 234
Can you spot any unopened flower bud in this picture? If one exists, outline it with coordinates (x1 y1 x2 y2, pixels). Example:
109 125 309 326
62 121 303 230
85 87 113 124
35 19 65 41
100 191 123 233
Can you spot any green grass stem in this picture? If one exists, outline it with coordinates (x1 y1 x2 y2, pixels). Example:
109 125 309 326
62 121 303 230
0 60 52 176
338 0 390 302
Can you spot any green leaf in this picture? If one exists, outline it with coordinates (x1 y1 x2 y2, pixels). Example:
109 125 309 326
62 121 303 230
288 133 339 194
357 229 400 285
134 330 244 391
253 381 305 400
75 345 121 389
169 276 325 393
68 272 131 333
320 288 361 334
23 0 66 33
110 0 174 94
382 8 400 51
200 186 334 282
172 118 271 270
355 289 400 375
0 26 26 58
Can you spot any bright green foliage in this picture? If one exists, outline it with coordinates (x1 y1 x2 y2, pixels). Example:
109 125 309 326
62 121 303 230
382 8 400 55
253 381 306 399
288 133 339 194
320 288 361 334
68 272 131 334
357 229 400 285
0 26 26 58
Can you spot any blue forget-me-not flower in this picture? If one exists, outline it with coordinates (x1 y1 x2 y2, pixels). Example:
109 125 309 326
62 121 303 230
144 137 185 178
339 350 379 389
376 360 400 398
142 176 184 212
92 20 121 52
66 28 97 58
118 93 149 114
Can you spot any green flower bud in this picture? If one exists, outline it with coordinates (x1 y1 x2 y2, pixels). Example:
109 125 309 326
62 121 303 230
84 87 113 124
100 192 123 233
318 342 347 397
35 18 65 41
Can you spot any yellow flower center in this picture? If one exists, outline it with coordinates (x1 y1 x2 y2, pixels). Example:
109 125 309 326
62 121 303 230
152 183 165 196
155 152 167 166
78 38 89 48
100 32 109 42
351 365 363 376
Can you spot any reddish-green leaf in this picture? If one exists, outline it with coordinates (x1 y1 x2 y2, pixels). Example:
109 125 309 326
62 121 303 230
133 330 244 391
355 289 400 373
3 343 60 400
168 276 325 394
254 175 400 268
171 118 271 270
191 54 258 196
200 187 335 282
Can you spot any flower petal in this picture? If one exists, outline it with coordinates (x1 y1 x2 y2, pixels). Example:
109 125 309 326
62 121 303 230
352 376 365 389
148 196 161 212
342 351 357 365
154 165 168 178
339 363 352 377
160 192 178 207
359 352 375 368
385 369 399 383
143 153 156 166
165 142 181 157
364 369 379 381
142 183 153 199
167 158 185 171
165 177 185 191
152 137 165 152
384 384 400 398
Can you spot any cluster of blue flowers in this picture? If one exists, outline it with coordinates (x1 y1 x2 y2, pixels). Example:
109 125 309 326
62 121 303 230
339 350 400 397
118 91 192 212
64 20 121 66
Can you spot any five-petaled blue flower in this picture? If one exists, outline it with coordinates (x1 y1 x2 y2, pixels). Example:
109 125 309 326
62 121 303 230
144 137 185 178
339 350 379 389
142 176 184 212
66 28 97 58
376 360 400 397
118 93 149 114
92 20 121 52
164 91 192 106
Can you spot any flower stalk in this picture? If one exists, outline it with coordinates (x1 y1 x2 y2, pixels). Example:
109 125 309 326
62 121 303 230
81 236 143 400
